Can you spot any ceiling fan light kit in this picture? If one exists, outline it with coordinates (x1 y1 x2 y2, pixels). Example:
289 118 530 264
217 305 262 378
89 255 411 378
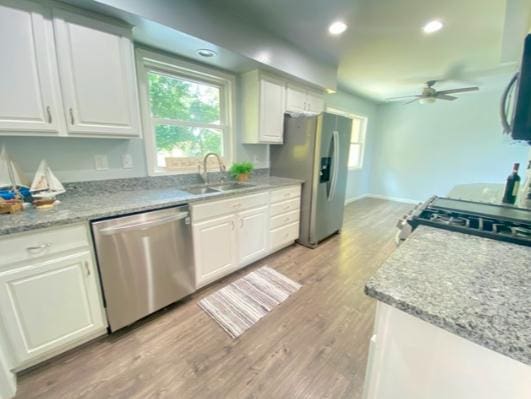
419 97 436 104
385 80 479 105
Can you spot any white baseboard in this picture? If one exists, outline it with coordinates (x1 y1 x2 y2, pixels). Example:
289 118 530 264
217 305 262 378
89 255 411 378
344 194 370 204
345 193 419 205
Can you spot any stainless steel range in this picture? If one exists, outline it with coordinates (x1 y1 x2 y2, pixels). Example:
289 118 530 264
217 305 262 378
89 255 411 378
398 196 531 246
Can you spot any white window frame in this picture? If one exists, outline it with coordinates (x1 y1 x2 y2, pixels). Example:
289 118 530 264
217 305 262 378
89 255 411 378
136 48 236 176
327 107 368 170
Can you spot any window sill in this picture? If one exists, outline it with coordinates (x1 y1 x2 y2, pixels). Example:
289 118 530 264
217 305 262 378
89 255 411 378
348 166 364 171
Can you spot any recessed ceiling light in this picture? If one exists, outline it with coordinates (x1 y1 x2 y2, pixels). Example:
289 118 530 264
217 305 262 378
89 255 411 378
196 49 216 58
422 19 443 34
328 21 347 35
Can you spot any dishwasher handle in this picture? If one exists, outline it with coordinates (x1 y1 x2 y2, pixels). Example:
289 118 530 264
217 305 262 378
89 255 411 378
98 212 189 235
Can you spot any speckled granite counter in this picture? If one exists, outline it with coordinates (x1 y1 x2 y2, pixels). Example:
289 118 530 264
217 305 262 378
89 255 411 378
365 226 531 366
0 176 302 236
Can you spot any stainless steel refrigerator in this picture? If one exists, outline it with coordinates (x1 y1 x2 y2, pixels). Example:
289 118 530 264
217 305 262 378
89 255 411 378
270 112 352 248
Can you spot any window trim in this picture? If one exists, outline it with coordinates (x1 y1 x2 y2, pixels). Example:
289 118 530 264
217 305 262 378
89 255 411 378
136 48 236 176
326 107 368 170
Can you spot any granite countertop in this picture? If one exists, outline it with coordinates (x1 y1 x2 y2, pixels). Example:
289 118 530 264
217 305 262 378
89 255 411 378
365 226 531 366
0 176 302 236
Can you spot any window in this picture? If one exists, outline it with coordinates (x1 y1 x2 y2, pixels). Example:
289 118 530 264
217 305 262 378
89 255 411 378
327 107 367 169
137 49 234 175
348 116 366 169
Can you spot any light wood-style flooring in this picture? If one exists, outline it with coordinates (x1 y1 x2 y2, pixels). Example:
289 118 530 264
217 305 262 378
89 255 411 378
15 198 411 399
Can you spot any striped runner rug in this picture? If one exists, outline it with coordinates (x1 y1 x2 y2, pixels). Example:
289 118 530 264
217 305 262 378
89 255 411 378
198 266 302 338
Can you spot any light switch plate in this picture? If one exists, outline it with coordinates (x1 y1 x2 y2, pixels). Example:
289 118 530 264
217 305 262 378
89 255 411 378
121 154 133 169
94 155 109 170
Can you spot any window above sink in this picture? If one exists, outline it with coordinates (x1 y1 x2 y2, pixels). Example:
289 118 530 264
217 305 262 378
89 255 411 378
136 49 236 176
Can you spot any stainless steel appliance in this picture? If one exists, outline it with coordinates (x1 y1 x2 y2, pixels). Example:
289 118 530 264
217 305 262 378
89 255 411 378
270 112 352 248
92 206 195 331
398 196 531 246
501 34 531 143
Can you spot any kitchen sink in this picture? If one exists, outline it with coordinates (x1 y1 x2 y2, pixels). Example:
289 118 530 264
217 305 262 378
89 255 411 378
212 183 255 191
184 186 220 195
183 182 255 195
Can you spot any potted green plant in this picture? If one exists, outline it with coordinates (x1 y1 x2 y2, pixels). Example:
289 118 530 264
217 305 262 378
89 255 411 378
229 161 254 182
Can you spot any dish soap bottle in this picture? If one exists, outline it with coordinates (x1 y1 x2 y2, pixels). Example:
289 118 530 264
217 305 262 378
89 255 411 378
517 160 531 208
502 163 520 205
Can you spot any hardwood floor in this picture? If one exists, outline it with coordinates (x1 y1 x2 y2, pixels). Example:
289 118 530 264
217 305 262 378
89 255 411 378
15 198 411 399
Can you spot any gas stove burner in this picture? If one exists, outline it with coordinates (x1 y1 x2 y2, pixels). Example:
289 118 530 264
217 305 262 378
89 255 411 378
512 226 531 238
407 196 531 247
429 213 469 227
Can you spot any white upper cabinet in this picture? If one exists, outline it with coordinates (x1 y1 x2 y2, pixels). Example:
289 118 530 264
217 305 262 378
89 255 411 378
285 85 307 113
241 70 286 144
259 77 285 143
0 0 64 135
306 91 325 114
53 8 141 137
286 84 324 114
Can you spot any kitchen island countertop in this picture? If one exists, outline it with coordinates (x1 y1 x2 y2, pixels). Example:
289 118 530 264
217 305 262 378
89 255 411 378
365 225 531 366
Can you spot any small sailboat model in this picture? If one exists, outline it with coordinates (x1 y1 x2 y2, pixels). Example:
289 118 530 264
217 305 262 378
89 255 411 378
0 146 30 214
30 160 65 207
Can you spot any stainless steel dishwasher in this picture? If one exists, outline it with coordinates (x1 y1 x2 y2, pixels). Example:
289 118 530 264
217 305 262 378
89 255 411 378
91 205 195 332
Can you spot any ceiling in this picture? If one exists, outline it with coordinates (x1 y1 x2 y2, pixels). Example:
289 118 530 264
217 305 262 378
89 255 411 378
213 0 531 100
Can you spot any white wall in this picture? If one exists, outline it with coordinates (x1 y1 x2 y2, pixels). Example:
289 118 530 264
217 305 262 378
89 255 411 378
370 87 530 202
325 90 379 200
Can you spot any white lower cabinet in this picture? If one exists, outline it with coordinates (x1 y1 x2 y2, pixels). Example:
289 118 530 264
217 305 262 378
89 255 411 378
192 214 238 287
238 206 268 266
0 224 106 371
192 186 301 288
363 302 531 399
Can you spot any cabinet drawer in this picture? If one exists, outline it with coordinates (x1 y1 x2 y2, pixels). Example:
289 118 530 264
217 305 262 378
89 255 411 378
192 192 268 222
270 210 300 230
270 222 299 249
271 198 300 217
270 185 300 203
0 224 90 269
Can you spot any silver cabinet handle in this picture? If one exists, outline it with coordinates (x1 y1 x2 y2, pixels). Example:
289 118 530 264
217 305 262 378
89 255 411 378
69 108 75 125
231 220 235 230
240 218 244 228
99 212 189 235
84 261 91 276
46 106 52 123
26 243 50 253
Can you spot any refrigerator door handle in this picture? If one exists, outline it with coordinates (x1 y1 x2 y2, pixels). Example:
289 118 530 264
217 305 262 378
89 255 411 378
328 130 340 202
500 72 518 134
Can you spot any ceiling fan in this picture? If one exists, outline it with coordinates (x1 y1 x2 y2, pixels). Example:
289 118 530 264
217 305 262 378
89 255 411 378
385 80 479 104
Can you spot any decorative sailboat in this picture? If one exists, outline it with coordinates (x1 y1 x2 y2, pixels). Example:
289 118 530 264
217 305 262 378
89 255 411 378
0 146 30 214
30 160 65 208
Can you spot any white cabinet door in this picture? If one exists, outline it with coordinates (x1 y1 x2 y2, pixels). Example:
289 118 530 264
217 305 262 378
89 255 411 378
306 92 324 114
259 78 285 143
285 85 307 113
193 214 238 287
0 0 64 134
238 206 268 266
53 9 141 137
0 251 105 366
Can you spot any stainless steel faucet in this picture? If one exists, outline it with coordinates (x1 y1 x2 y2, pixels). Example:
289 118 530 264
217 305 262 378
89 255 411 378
201 152 226 184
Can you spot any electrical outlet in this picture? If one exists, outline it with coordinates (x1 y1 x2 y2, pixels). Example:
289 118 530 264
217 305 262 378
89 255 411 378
121 154 133 169
94 155 109 170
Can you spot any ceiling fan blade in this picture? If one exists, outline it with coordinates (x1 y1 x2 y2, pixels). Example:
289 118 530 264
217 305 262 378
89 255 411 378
385 95 420 102
437 87 479 95
435 94 458 101
405 98 420 104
